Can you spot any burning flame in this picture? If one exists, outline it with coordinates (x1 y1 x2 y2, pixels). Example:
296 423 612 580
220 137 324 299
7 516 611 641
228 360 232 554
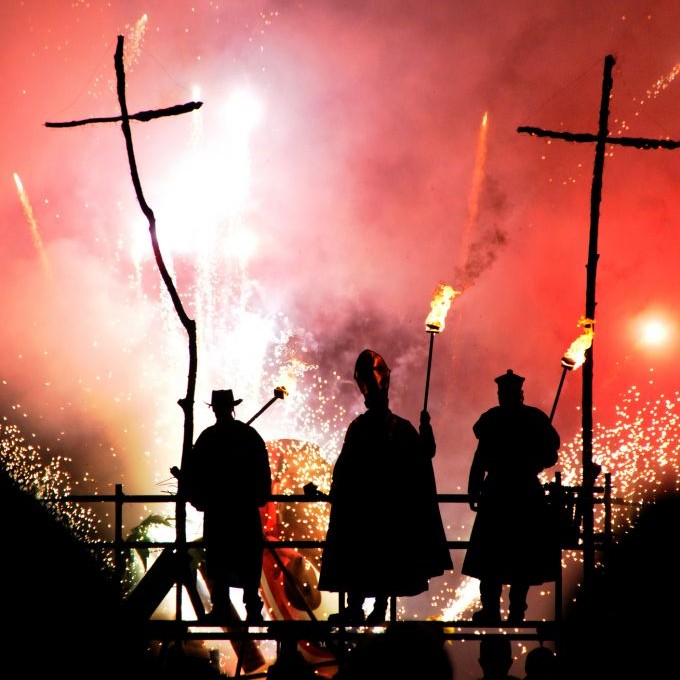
425 283 461 333
561 317 595 370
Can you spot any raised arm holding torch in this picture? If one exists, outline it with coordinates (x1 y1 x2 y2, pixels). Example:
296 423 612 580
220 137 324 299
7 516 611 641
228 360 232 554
423 283 461 411
549 318 594 422
246 385 288 425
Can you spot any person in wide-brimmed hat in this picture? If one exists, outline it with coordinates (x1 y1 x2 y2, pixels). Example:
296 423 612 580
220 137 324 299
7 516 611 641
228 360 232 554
184 388 272 623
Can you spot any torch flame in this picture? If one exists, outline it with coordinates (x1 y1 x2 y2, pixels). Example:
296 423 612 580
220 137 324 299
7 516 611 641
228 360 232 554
561 317 595 370
425 283 461 333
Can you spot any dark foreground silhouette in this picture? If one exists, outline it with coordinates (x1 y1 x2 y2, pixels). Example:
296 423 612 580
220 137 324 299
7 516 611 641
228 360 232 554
0 467 152 680
332 621 454 679
560 488 679 679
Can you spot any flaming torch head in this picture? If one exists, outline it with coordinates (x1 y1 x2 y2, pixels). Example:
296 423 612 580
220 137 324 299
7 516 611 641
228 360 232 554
561 318 595 370
425 283 462 333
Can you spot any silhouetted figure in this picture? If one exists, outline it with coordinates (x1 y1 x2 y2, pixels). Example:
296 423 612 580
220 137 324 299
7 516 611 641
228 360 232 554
463 370 560 624
523 645 557 680
332 621 454 679
185 389 272 622
476 636 521 680
319 349 452 624
560 489 680 679
0 468 149 680
266 639 317 680
156 640 225 679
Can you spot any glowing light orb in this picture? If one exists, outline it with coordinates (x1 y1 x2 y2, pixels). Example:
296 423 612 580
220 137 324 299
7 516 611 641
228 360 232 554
640 319 670 347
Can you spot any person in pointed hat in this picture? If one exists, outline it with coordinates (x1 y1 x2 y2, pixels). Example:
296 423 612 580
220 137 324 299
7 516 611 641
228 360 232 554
184 388 272 623
462 369 560 625
318 349 453 624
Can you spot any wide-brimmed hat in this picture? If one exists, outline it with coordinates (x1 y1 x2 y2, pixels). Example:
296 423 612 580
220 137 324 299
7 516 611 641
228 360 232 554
209 389 243 409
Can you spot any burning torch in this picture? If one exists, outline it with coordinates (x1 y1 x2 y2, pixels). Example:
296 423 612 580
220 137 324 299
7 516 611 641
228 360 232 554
423 283 461 411
247 385 288 425
549 318 595 422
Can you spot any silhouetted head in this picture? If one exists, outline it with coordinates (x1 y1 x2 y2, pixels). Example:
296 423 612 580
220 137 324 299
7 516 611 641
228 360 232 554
209 389 242 419
495 369 525 407
524 645 557 679
479 636 513 678
354 349 390 409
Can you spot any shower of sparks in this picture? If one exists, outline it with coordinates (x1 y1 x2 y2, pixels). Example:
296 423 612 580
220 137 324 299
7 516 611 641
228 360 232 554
122 14 149 72
0 407 102 556
633 62 680 114
557 382 680 527
433 379 680 620
13 173 52 281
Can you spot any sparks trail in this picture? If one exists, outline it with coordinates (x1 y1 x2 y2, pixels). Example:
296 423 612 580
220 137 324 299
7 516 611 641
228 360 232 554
13 172 52 280
457 111 489 289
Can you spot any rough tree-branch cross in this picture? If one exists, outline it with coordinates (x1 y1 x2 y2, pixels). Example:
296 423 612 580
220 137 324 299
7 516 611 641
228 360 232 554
46 34 203 620
518 54 680 589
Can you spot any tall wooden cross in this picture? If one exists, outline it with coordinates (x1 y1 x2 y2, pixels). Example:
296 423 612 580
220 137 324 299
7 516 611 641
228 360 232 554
518 54 680 588
46 34 202 626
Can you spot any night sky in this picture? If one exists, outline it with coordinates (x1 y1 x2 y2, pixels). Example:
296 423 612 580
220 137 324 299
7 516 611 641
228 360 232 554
1 1 679 674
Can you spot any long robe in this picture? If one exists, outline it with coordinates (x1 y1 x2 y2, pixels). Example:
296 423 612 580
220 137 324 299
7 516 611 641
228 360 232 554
462 403 560 585
318 407 452 597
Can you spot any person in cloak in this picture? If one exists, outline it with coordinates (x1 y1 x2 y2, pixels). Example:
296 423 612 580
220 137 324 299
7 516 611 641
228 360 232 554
462 369 560 624
318 348 453 625
184 389 272 623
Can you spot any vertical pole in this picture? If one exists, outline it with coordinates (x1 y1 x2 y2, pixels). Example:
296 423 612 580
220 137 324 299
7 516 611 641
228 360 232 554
423 331 436 411
553 472 563 657
114 484 124 597
581 54 615 590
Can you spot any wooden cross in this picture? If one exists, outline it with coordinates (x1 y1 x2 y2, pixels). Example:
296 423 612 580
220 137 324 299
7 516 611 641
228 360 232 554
45 34 202 627
518 54 680 587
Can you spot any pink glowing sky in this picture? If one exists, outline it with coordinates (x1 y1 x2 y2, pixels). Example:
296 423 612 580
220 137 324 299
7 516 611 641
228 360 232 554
1 0 679 498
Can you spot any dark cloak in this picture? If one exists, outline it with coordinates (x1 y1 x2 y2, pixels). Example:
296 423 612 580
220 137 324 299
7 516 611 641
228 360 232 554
186 419 272 591
319 407 453 597
462 403 560 584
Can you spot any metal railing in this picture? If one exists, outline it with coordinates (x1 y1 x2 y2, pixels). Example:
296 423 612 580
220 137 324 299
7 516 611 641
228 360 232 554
59 472 617 631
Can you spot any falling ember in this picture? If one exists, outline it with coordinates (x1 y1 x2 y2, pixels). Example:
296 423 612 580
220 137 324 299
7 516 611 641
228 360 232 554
562 317 595 370
13 172 52 280
425 284 461 333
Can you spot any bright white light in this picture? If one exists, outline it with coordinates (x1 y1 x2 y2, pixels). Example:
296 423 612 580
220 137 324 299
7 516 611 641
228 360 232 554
641 319 670 347
631 310 675 352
